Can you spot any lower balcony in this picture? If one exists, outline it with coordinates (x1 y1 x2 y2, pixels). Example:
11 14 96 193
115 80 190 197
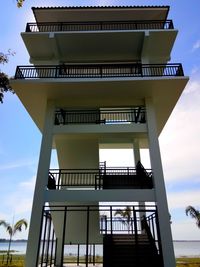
48 162 153 190
38 204 163 267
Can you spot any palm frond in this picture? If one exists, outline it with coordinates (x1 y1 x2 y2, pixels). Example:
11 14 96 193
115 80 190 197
13 219 28 235
114 209 125 217
185 205 200 229
185 206 200 218
0 220 9 228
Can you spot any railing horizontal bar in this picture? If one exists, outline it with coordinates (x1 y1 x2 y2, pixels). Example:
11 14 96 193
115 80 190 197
49 168 152 171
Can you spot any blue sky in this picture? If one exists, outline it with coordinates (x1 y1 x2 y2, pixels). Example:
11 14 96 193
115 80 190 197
0 0 200 240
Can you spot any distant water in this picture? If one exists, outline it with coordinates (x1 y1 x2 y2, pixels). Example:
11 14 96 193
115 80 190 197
0 241 200 257
174 241 200 257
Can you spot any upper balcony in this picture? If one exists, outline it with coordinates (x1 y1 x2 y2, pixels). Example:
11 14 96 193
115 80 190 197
22 6 177 64
26 20 174 33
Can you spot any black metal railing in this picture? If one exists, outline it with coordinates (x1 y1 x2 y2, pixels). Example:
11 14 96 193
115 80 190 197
48 163 153 190
26 20 174 32
141 213 164 266
38 204 163 267
37 211 57 267
100 217 139 234
55 107 146 125
14 63 184 79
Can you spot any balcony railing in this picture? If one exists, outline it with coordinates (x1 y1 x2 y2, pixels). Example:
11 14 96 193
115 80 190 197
26 20 174 32
48 162 153 190
15 63 184 79
55 107 146 125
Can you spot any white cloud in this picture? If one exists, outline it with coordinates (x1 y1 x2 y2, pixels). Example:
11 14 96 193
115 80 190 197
168 190 200 210
167 189 200 240
4 176 36 216
20 176 36 190
183 79 200 94
159 76 200 183
191 66 200 75
192 40 200 51
0 159 35 170
96 0 114 5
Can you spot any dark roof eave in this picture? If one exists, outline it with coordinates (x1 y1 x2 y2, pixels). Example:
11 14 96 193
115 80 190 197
32 5 170 10
32 6 170 24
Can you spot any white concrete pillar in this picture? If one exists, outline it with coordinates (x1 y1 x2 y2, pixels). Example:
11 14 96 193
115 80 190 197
25 101 55 267
145 98 175 267
133 139 145 223
133 138 140 165
55 238 63 267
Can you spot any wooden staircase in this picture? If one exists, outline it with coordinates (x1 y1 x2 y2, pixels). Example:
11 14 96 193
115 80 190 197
103 234 163 267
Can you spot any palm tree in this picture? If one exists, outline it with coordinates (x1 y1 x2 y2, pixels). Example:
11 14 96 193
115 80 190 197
185 206 200 228
6 219 28 264
114 206 132 233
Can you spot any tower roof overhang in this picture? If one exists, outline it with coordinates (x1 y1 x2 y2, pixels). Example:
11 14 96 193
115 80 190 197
32 6 170 23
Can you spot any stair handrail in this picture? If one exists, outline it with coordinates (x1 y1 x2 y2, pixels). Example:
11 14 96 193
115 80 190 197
141 215 158 252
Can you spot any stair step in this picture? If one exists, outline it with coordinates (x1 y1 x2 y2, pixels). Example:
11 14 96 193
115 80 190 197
103 233 161 267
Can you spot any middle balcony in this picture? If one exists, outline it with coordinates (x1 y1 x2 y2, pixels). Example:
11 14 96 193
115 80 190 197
54 107 146 125
48 161 153 190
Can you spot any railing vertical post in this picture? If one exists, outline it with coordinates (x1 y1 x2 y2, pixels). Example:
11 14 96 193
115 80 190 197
100 65 103 78
110 206 113 234
14 66 19 79
60 22 63 31
169 20 174 29
95 174 97 190
93 244 95 266
179 64 184 76
105 215 108 234
77 244 80 266
54 238 58 266
133 206 139 266
26 23 31 32
61 207 67 267
40 211 48 267
131 218 134 234
58 169 62 189
45 214 52 266
151 214 156 239
86 206 90 267
140 64 143 77
155 208 164 264
55 66 58 78
50 229 55 266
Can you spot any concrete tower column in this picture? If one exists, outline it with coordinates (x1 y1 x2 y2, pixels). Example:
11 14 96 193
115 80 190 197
145 98 175 267
133 138 140 165
25 100 55 267
133 139 145 223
